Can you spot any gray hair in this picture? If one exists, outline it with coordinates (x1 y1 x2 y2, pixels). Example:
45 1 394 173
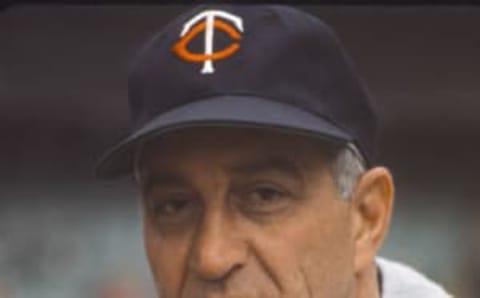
330 143 367 200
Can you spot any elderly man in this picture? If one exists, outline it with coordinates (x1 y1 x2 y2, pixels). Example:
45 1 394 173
96 5 451 298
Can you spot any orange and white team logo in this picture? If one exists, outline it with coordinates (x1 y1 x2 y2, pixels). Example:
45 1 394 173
172 10 244 74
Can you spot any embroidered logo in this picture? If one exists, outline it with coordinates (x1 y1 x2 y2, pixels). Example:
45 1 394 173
172 10 244 74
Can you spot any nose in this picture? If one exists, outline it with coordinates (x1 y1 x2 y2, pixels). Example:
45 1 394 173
189 209 248 282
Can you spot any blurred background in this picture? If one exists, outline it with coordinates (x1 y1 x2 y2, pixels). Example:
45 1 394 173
1 4 479 298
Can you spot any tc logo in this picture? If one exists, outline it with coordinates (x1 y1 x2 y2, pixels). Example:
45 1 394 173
172 10 244 74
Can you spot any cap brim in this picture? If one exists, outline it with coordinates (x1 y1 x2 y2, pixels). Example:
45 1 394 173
95 95 352 179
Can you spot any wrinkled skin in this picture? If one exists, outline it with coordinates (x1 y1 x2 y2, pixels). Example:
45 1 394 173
134 127 394 298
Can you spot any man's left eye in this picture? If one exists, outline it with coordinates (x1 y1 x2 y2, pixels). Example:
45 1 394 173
253 186 284 203
238 184 291 214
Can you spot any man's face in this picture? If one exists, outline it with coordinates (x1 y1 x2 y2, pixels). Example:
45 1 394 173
136 127 357 298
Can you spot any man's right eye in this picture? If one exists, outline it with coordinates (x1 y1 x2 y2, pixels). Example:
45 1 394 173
155 199 187 214
149 197 194 221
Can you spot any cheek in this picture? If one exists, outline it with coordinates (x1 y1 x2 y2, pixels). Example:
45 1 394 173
298 207 355 296
250 198 355 297
143 219 191 298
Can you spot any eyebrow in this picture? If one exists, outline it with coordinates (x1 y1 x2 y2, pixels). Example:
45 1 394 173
140 172 190 194
230 156 304 181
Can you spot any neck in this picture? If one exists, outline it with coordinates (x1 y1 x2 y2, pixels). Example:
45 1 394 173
356 262 381 298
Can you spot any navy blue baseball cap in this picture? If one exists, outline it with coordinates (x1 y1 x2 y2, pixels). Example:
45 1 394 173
96 4 378 179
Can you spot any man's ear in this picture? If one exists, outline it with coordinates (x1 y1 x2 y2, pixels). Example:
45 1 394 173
352 166 395 274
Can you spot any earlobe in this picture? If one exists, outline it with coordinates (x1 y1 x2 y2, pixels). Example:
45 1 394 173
352 166 395 273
